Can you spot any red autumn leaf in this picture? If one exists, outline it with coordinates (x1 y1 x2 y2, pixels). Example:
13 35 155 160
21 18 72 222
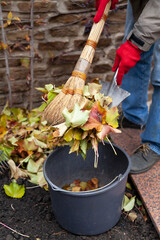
7 120 18 128
97 124 121 140
82 102 106 132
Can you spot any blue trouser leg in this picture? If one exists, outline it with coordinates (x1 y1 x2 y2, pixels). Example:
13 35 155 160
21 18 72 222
120 1 160 155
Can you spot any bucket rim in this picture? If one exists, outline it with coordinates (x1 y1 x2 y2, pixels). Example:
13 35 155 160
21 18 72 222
43 142 131 196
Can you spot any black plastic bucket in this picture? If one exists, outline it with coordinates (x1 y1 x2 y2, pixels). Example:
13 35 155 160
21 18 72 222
43 142 131 235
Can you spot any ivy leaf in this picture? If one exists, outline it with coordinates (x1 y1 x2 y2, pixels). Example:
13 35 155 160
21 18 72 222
3 180 25 198
63 103 90 128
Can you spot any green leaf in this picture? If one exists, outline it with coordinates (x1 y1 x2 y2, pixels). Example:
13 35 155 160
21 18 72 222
8 136 18 146
35 87 47 93
3 180 25 198
28 173 38 185
45 84 54 92
126 182 132 190
24 138 38 151
80 139 88 155
0 145 14 156
2 107 11 116
123 196 136 212
27 158 44 173
33 137 47 148
29 116 40 124
47 92 57 104
34 102 47 112
106 107 119 128
136 198 142 206
63 103 90 128
83 85 90 97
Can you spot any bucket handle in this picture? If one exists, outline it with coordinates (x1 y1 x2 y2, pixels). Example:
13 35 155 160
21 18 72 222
51 174 123 194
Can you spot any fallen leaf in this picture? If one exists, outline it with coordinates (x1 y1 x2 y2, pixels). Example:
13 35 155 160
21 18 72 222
126 182 132 190
128 212 137 222
8 160 28 180
123 196 136 212
3 180 25 198
63 103 90 128
72 186 81 192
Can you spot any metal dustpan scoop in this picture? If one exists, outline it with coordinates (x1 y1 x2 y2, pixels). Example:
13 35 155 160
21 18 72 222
100 69 130 108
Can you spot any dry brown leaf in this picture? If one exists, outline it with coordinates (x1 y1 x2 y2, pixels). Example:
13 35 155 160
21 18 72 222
128 212 137 222
8 160 28 180
72 186 81 192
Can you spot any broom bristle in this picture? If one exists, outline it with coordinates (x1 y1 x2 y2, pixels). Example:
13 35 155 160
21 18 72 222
43 76 86 125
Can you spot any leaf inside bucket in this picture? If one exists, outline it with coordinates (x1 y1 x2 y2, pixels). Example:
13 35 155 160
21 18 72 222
62 178 99 192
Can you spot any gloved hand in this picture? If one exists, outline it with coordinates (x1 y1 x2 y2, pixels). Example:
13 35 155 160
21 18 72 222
94 0 119 23
112 40 142 85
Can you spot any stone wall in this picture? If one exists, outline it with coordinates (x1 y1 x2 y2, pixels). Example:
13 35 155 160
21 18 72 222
0 0 127 111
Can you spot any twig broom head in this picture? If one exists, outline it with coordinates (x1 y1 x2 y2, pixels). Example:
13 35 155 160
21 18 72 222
42 75 87 125
42 1 111 126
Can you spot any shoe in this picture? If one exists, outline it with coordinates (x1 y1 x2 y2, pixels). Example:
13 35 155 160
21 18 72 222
130 143 160 174
118 114 145 129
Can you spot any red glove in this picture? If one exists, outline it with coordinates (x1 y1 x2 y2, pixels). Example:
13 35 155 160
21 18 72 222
112 40 142 85
94 0 119 23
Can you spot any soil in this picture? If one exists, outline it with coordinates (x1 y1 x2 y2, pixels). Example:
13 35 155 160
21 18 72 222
0 175 159 240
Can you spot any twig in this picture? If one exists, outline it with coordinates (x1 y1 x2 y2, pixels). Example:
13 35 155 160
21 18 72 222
52 230 66 236
26 185 40 189
0 221 30 238
0 2 12 106
29 0 34 110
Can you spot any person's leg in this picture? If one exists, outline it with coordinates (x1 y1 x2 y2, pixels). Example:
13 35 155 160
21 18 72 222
130 40 160 174
121 1 154 126
141 40 160 155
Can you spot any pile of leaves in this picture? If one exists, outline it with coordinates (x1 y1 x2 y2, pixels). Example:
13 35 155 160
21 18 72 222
62 178 99 192
0 103 56 189
37 82 121 168
0 80 121 197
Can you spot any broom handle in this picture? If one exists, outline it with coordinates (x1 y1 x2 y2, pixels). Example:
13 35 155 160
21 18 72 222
72 0 111 80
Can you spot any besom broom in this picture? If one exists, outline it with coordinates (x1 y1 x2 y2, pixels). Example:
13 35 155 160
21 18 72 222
43 0 111 125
